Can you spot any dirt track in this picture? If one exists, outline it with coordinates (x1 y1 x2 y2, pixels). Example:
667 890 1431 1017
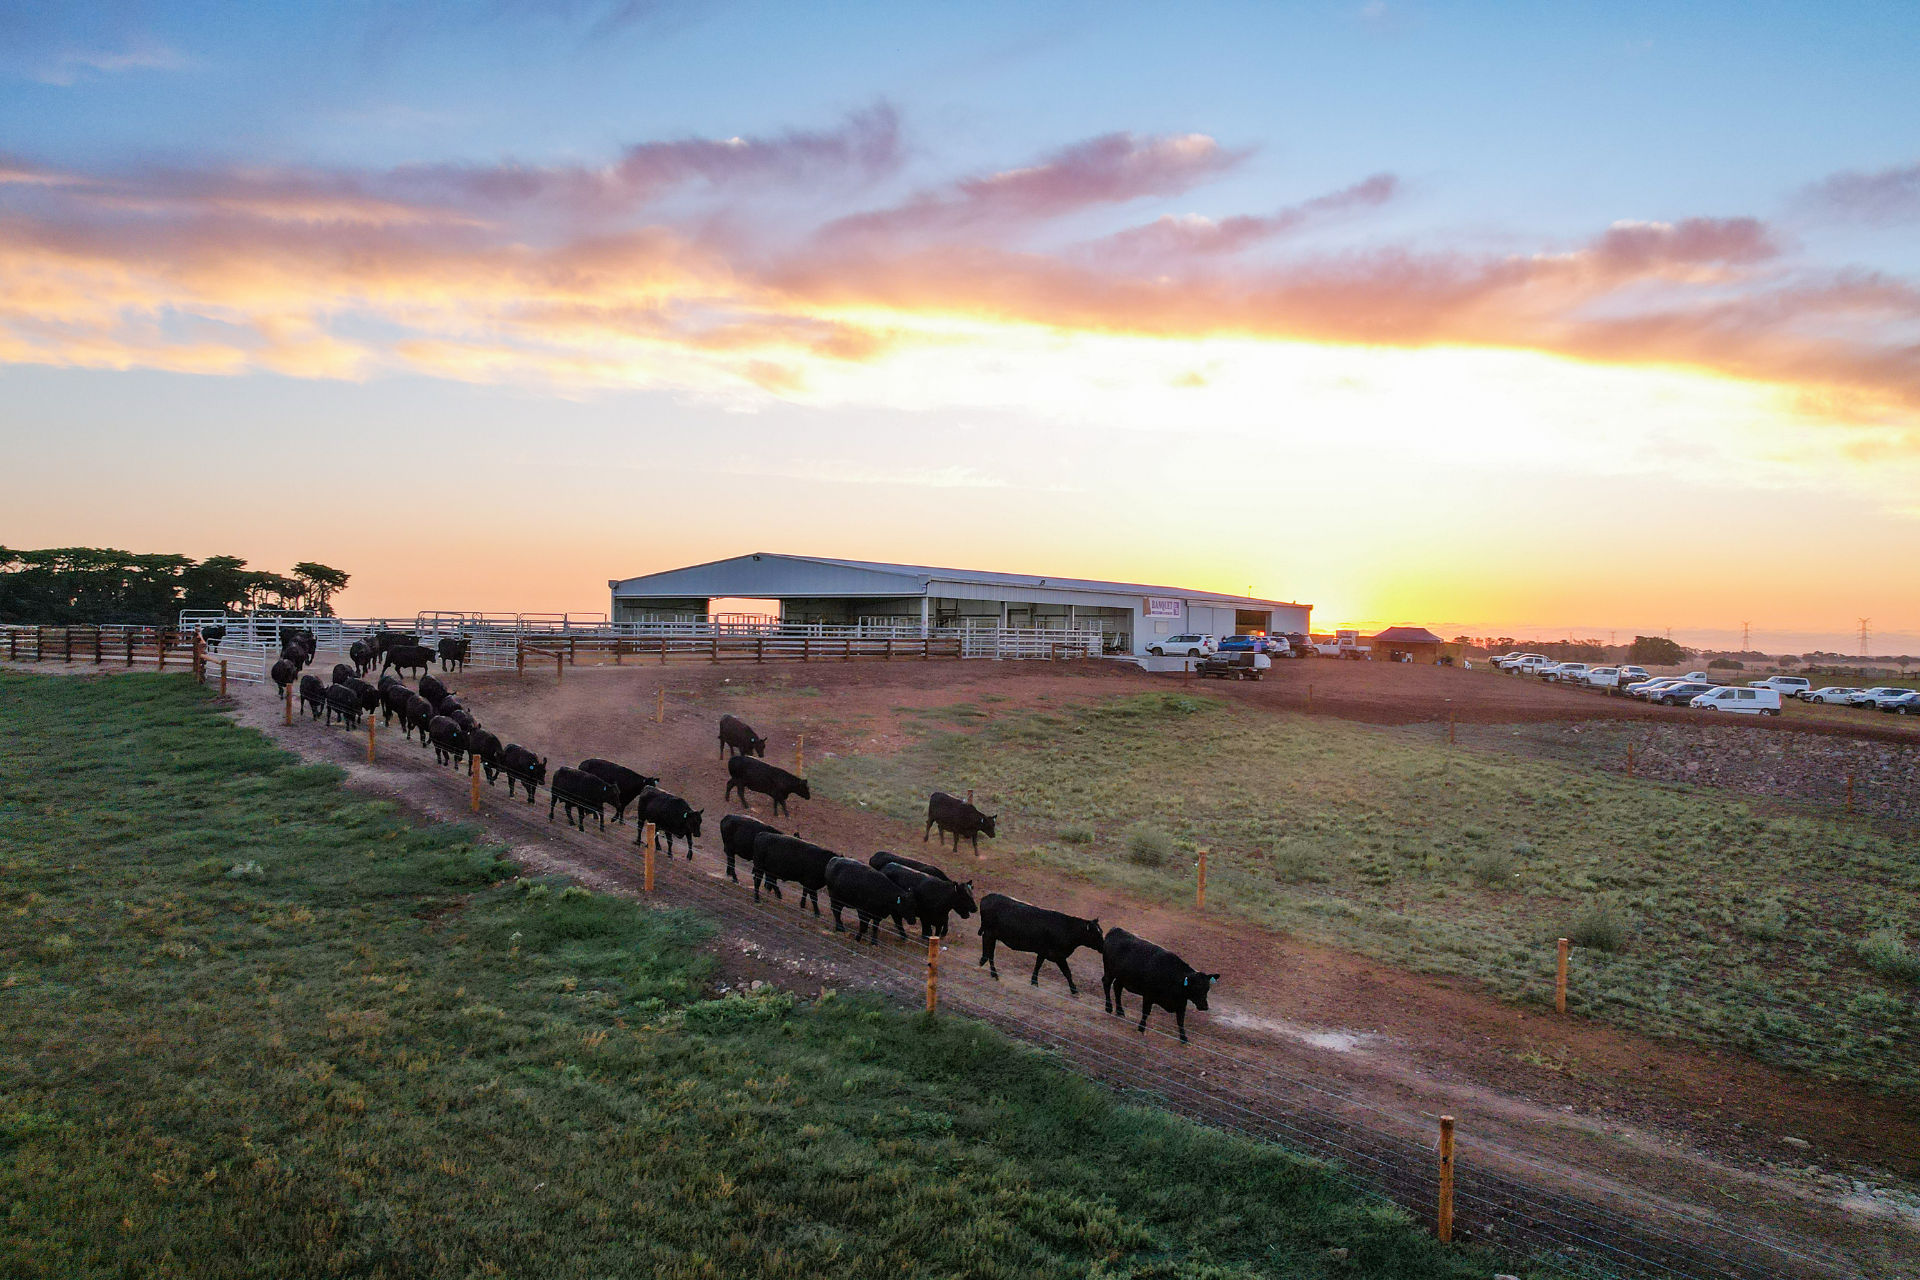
17 650 1916 1277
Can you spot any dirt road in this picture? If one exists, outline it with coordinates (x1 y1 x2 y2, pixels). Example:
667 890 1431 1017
176 652 1915 1280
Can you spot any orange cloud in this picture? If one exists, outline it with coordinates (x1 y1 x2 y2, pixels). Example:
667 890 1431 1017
1 116 1917 419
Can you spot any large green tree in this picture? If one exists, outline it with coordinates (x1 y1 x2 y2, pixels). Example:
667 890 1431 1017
0 547 351 626
1628 635 1688 666
290 562 351 616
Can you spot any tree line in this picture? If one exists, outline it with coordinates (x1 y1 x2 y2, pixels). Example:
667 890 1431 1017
0 546 350 626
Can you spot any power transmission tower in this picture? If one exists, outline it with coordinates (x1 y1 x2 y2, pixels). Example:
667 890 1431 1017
1741 621 1751 650
1858 618 1872 658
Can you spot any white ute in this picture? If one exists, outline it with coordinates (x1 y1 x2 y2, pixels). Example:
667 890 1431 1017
1691 686 1782 716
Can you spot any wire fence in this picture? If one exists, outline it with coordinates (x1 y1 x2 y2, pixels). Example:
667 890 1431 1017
249 679 1860 1280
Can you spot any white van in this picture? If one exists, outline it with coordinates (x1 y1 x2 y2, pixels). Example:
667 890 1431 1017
1748 676 1811 697
1690 686 1782 716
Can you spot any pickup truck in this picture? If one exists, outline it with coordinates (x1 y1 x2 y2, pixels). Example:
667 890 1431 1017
1311 629 1370 660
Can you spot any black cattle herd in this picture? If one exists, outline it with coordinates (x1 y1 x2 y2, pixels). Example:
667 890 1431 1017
261 626 1223 1043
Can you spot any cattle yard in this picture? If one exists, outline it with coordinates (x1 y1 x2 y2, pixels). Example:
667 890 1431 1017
6 646 1918 1278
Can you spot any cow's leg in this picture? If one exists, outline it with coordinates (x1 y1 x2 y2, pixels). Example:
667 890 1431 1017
1110 983 1125 1018
971 832 980 854
547 795 557 823
1055 957 1078 996
1029 953 1046 987
725 850 737 883
831 901 845 932
808 888 821 917
924 819 933 844
1174 1004 1189 1045
1136 998 1155 1035
979 932 998 979
752 869 762 903
1101 973 1113 1014
892 914 908 940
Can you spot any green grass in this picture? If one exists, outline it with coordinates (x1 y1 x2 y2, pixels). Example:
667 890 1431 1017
814 691 1920 1092
0 673 1496 1280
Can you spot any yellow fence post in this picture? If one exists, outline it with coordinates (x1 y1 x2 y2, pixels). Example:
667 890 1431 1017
1196 847 1208 910
926 936 940 1013
656 686 665 725
367 713 376 764
219 660 228 697
1556 938 1570 1015
643 822 656 892
1437 1116 1455 1243
470 752 481 813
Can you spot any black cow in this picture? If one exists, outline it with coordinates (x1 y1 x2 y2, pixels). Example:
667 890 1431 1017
349 639 376 677
469 728 504 780
636 787 703 856
442 709 479 737
1101 927 1220 1044
927 791 996 852
871 850 953 882
271 658 297 696
548 766 615 832
418 674 450 707
718 814 779 884
381 644 434 678
404 694 436 745
750 832 836 912
381 681 413 727
427 715 467 767
298 674 328 720
825 857 916 943
717 714 767 759
874 859 977 939
437 636 470 672
201 626 226 652
579 759 660 823
343 677 380 715
324 683 362 729
498 745 547 802
434 695 465 719
331 662 356 687
725 755 810 816
374 631 419 656
280 642 310 672
976 893 1105 996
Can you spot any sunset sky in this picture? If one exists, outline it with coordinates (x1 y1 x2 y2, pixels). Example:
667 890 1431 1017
3 2 1917 652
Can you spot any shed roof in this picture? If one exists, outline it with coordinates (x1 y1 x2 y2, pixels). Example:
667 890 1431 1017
1369 626 1447 645
611 552 1308 611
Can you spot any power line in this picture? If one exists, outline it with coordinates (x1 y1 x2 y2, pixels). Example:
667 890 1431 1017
1858 618 1871 658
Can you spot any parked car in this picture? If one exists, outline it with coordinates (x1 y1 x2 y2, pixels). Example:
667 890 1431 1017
1627 677 1684 699
1747 676 1811 697
1881 691 1920 715
1582 666 1622 688
1543 662 1589 683
1608 665 1649 695
1848 686 1907 708
1148 634 1216 658
1217 635 1269 653
1690 686 1782 716
1653 680 1717 706
1492 651 1525 669
1805 686 1858 704
1868 687 1917 709
1510 655 1555 677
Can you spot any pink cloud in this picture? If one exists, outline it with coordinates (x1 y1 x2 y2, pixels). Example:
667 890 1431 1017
1800 161 1920 225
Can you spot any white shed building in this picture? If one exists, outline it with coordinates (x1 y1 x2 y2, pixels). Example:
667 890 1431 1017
608 553 1310 657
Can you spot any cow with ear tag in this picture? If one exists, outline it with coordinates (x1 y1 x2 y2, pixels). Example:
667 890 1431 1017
1100 927 1220 1045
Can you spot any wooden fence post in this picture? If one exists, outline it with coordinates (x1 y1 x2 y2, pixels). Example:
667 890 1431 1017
1183 659 1190 684
64 629 73 663
642 823 656 892
925 935 940 1013
1437 1116 1455 1242
555 652 563 684
193 633 206 683
568 636 577 666
659 636 667 664
1196 847 1208 910
126 633 135 666
470 752 480 813
966 788 974 806
711 633 720 664
367 713 376 764
655 686 665 725
284 683 293 726
796 735 805 777
614 639 622 666
93 630 103 664
1556 937 1570 1015
219 660 228 697
802 636 810 663
516 643 525 677
757 636 765 663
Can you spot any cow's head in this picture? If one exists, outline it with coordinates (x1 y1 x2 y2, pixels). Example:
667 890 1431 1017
1080 918 1106 952
951 880 978 918
750 735 767 757
687 809 705 836
793 779 812 800
980 814 998 838
533 756 549 782
1183 972 1220 1011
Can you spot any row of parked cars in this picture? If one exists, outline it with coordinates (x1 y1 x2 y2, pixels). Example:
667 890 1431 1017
1491 653 1920 716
